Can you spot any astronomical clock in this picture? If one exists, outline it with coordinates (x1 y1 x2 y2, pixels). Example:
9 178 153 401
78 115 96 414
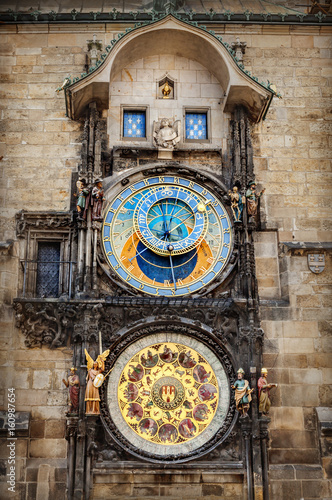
98 166 238 463
100 170 234 297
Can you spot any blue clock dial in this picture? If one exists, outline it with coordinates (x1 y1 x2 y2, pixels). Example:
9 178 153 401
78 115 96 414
102 175 233 296
134 186 208 256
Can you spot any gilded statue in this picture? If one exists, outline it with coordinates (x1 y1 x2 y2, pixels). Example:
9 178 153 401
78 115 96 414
162 80 171 98
84 348 110 415
153 118 181 149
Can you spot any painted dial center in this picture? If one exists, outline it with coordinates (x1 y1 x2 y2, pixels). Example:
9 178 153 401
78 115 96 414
117 342 219 445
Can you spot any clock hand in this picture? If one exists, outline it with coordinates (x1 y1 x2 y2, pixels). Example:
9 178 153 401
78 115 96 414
168 212 195 235
166 243 177 291
160 201 168 232
150 229 182 240
168 190 180 225
168 201 209 235
129 246 149 262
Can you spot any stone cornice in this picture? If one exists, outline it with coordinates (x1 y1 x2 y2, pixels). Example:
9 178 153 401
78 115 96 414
1 10 331 26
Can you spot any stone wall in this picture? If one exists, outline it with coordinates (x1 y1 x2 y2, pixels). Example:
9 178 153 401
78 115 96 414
0 20 331 500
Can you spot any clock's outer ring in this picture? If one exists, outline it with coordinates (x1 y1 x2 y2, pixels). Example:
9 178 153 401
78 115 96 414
99 165 237 297
99 318 237 464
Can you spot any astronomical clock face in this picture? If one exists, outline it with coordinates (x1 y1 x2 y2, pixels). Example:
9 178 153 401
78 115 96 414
106 333 231 461
102 175 232 296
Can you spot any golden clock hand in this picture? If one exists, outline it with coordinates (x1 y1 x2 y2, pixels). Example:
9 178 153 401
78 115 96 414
168 200 210 235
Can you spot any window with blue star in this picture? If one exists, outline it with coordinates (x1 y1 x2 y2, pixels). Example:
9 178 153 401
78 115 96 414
185 112 207 140
123 110 146 138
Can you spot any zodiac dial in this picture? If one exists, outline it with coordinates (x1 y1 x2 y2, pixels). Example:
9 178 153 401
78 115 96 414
117 343 219 445
102 175 232 296
105 333 231 460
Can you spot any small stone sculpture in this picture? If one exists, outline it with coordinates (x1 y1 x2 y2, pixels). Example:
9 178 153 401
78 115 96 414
257 368 277 415
246 181 265 218
228 186 244 221
75 179 89 219
232 368 253 417
153 118 181 149
62 367 80 414
91 178 105 221
84 348 110 415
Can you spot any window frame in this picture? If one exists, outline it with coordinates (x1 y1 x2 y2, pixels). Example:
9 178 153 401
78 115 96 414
183 107 211 144
120 105 149 142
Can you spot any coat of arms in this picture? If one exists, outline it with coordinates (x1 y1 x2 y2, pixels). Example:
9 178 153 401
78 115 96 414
308 253 325 274
161 384 176 403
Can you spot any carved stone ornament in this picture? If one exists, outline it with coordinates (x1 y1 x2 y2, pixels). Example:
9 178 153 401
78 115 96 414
99 319 237 464
16 210 74 238
13 298 241 349
308 253 325 274
153 118 181 149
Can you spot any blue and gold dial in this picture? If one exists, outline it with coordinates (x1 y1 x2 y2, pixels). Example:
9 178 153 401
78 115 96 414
133 186 208 256
102 175 232 296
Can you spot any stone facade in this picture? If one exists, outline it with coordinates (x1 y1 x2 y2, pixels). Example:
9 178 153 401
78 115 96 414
0 7 331 500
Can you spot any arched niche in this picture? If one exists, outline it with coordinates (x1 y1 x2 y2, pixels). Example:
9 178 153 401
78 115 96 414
65 15 273 123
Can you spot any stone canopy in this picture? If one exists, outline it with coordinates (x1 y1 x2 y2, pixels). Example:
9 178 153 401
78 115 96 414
64 15 274 123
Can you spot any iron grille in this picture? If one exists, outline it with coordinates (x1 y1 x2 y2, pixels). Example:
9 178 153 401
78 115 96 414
36 242 61 298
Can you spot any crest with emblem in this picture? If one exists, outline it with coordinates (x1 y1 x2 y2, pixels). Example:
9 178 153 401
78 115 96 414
308 253 325 274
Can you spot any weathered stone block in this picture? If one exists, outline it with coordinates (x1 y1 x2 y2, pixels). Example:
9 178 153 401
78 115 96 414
270 447 320 465
289 368 322 385
319 385 332 407
27 482 37 500
270 430 317 449
160 484 201 497
202 483 224 496
132 486 160 496
282 338 314 354
94 473 133 484
301 479 330 498
30 420 45 439
91 483 132 498
281 384 319 407
29 439 66 459
269 464 295 480
201 473 243 483
45 420 65 439
295 465 323 480
32 370 52 390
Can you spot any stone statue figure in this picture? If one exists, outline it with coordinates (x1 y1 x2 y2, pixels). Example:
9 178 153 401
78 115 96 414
91 178 105 221
232 368 253 417
228 186 244 221
75 179 89 220
153 118 181 149
62 367 80 414
84 348 110 415
246 181 265 217
257 368 277 415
